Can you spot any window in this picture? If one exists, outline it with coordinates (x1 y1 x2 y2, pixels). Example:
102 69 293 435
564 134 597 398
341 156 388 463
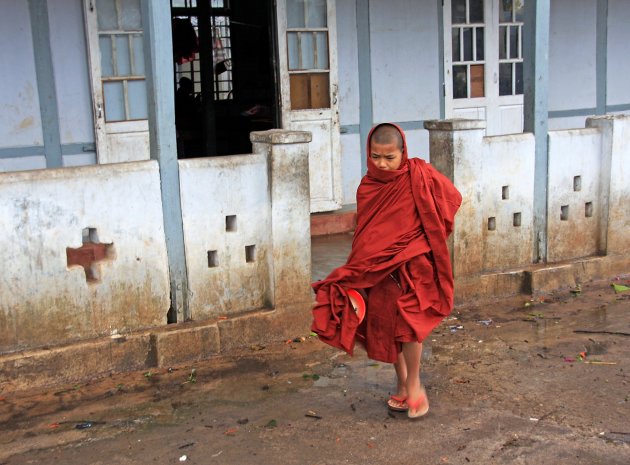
451 0 485 99
97 0 148 122
499 0 524 96
287 0 330 110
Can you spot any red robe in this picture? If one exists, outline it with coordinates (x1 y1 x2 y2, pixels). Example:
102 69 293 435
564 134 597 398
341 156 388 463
311 124 462 362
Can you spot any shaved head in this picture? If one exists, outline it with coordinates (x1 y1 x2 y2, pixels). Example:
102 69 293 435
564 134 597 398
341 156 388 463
370 124 403 151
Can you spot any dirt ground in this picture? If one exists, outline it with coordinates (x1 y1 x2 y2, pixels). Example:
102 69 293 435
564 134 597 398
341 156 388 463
1 279 629 465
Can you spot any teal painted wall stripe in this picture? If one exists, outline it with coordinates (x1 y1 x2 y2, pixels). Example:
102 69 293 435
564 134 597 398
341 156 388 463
523 0 550 263
437 0 445 120
28 0 62 169
596 0 608 115
0 143 96 159
141 0 189 322
356 0 372 175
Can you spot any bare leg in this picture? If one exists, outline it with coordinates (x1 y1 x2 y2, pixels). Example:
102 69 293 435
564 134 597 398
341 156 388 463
393 351 408 397
402 341 426 416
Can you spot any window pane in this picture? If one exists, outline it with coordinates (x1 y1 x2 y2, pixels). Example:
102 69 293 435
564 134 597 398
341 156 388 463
132 34 145 75
452 0 466 24
515 0 524 22
499 62 512 96
103 81 125 121
452 28 461 61
463 28 473 61
288 32 299 69
315 32 329 69
470 64 484 97
499 26 507 59
469 0 484 23
96 0 117 31
509 25 518 58
128 79 148 119
287 0 306 28
99 36 114 77
120 0 142 30
115 35 131 76
475 27 484 60
300 32 315 69
453 65 468 99
515 62 523 94
306 0 327 28
500 0 512 23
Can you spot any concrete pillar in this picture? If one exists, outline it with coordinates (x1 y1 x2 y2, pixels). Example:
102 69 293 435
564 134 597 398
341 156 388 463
586 114 630 256
250 130 313 306
424 119 486 278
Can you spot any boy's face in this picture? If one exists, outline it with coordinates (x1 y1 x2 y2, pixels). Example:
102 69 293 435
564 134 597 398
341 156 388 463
369 140 403 171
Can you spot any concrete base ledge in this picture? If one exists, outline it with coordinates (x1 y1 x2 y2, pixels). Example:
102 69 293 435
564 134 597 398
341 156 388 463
0 303 313 393
454 254 630 305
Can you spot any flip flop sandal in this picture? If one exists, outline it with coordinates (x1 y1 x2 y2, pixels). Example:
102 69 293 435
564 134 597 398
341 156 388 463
387 395 408 412
407 386 430 419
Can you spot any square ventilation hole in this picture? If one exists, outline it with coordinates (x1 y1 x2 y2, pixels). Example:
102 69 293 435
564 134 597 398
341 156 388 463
226 215 237 232
573 176 582 192
502 186 509 200
560 205 569 221
245 245 256 263
585 202 593 218
513 212 522 227
488 217 496 231
207 250 219 268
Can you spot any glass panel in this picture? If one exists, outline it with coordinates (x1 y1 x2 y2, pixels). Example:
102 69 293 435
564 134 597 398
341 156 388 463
96 0 117 31
452 28 461 62
300 32 315 69
452 0 466 24
287 0 306 28
470 64 484 97
515 0 524 22
306 0 327 28
500 0 512 23
120 0 142 30
315 32 329 69
132 34 145 75
475 27 484 60
115 35 131 76
128 79 148 119
509 25 518 58
453 65 468 99
499 62 512 95
99 36 114 77
463 28 473 61
211 0 223 7
288 32 299 69
499 26 507 59
103 81 125 121
469 0 484 23
515 62 523 94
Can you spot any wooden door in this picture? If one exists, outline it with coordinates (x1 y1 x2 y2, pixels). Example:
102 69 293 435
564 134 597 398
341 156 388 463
277 0 342 212
84 0 150 163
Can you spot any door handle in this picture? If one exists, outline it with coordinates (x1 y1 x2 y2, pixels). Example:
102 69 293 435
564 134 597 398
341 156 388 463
96 103 103 119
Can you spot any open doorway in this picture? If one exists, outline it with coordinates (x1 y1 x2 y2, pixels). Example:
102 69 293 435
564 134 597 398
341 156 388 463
171 0 279 157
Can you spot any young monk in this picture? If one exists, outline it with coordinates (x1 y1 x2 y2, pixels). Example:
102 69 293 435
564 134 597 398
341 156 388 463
311 123 461 419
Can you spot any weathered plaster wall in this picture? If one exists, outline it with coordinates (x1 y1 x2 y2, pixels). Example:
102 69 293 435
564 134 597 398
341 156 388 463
0 161 170 352
607 0 630 106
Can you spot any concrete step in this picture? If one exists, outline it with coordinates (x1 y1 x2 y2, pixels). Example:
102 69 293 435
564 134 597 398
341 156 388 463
310 204 356 236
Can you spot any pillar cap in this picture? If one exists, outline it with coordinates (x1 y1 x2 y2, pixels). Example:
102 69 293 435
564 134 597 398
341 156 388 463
250 129 312 145
424 119 486 131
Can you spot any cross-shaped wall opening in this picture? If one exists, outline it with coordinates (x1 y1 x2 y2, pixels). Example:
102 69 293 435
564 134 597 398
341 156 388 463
66 227 114 283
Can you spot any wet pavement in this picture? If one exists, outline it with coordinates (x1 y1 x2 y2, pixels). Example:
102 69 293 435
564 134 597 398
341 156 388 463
1 234 629 464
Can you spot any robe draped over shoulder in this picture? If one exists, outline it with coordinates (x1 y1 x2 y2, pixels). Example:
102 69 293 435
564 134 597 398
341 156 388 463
310 124 462 357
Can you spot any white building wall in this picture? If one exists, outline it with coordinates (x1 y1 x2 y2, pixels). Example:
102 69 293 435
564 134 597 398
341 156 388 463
0 2 43 150
607 0 630 107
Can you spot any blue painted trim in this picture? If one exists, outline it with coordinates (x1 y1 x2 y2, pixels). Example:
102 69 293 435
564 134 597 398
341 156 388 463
396 121 426 131
356 0 373 175
340 124 360 135
61 143 97 155
437 0 445 120
606 104 630 113
596 0 608 115
548 108 597 119
141 0 189 322
0 143 96 159
28 0 62 169
523 0 550 263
